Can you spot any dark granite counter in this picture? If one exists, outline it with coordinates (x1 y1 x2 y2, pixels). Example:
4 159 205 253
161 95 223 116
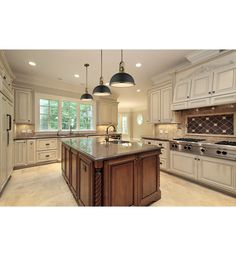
61 137 161 161
14 132 122 141
141 136 170 141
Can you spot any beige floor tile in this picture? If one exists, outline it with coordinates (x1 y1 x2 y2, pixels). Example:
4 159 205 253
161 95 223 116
0 163 235 206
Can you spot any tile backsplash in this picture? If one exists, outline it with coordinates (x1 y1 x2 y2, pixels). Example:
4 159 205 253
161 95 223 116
187 114 234 135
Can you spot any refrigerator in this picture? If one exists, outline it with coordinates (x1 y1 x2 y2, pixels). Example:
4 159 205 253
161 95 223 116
0 81 13 193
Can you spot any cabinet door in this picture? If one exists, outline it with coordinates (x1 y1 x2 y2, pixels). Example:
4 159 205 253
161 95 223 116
190 73 213 100
61 144 66 174
14 140 27 167
212 64 236 96
27 140 36 165
173 79 191 103
15 89 32 124
161 87 172 122
65 146 71 182
150 90 161 123
137 151 161 206
170 151 197 179
103 156 137 206
78 155 93 206
71 149 78 196
198 156 236 192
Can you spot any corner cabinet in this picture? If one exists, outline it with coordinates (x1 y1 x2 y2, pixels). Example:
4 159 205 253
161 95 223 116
148 85 177 124
96 100 118 125
14 88 33 124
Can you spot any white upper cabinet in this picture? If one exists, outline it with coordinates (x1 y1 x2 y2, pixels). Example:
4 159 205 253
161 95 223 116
149 85 177 124
150 89 161 123
190 72 213 100
96 100 118 125
173 79 191 103
160 87 172 122
212 64 236 96
15 88 32 124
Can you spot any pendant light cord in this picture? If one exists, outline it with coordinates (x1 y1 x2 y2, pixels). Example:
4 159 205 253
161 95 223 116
121 49 123 62
101 49 103 77
119 49 125 72
84 63 89 93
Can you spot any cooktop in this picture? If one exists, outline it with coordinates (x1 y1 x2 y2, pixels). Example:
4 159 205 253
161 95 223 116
215 141 236 146
174 138 206 142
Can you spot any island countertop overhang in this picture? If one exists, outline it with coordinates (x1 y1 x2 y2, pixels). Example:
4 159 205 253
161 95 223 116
61 137 161 161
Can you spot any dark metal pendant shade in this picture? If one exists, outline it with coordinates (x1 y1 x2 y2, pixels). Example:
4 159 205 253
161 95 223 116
93 84 111 96
81 63 93 101
110 50 135 88
110 72 135 88
93 50 111 96
80 92 93 101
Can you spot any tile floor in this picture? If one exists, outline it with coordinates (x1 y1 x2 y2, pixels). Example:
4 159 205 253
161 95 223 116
0 163 235 206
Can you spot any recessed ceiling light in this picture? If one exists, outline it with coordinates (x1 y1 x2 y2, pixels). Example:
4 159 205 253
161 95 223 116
29 61 36 66
136 89 141 92
74 74 80 78
136 63 142 68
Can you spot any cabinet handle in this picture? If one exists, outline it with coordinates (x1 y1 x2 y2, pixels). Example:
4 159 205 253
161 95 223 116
187 96 189 98
46 143 50 146
45 155 50 157
159 143 162 146
194 158 197 160
208 92 211 94
160 162 162 165
212 91 215 94
3 76 6 80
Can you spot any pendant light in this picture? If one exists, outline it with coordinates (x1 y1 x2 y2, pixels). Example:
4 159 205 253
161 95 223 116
80 63 93 101
109 50 135 88
93 50 111 96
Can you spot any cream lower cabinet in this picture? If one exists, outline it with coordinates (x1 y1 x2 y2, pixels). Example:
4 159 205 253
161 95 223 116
170 151 236 193
27 140 36 165
197 156 236 193
14 140 27 167
170 151 197 179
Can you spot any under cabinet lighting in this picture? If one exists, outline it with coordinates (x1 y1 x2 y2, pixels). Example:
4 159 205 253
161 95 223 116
136 89 141 92
136 63 142 67
74 74 80 78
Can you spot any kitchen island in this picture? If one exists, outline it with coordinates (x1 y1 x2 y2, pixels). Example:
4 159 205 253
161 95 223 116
61 137 161 206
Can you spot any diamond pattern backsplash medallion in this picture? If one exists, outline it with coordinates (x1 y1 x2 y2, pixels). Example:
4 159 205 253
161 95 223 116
187 114 234 135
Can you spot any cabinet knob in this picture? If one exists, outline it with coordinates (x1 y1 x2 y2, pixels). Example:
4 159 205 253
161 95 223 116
208 92 211 94
187 96 189 98
212 91 215 94
3 76 6 80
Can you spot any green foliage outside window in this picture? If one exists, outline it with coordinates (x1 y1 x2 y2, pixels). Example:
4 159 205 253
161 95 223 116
62 101 77 130
80 104 93 130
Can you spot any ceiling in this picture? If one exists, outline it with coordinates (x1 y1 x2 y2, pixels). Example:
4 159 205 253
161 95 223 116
4 50 195 109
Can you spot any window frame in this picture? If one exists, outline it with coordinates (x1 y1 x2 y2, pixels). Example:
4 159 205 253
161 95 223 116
35 93 96 133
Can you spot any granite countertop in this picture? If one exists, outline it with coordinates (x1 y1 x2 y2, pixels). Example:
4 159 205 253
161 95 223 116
14 132 122 140
61 137 161 161
141 135 171 141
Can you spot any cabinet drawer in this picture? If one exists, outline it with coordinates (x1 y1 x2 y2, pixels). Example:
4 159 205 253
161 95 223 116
160 158 167 170
36 150 57 162
171 102 188 110
156 140 169 149
36 139 58 150
160 148 167 158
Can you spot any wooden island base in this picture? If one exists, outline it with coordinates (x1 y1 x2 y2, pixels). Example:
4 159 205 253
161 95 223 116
61 142 161 206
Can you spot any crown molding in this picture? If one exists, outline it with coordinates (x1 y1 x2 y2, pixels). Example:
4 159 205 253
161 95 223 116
0 51 15 79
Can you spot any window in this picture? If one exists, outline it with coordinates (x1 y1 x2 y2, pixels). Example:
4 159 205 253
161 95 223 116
36 94 95 132
118 113 129 134
62 101 77 130
80 104 94 130
39 99 59 130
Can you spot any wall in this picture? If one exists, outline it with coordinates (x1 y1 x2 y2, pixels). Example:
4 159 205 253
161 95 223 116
131 109 153 141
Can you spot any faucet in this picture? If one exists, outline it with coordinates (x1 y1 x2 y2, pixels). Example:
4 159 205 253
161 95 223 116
105 124 117 143
57 129 61 136
69 125 73 135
